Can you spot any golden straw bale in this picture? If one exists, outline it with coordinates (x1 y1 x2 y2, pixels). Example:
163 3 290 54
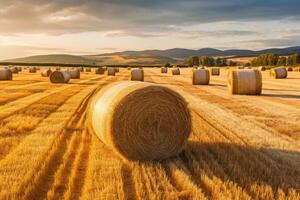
107 67 116 76
172 68 180 75
192 69 210 85
287 67 293 72
210 67 220 76
10 67 19 74
161 67 168 73
0 69 13 80
91 81 191 161
41 69 52 77
228 69 262 95
115 67 120 73
56 67 61 71
50 71 71 83
238 66 244 69
131 68 144 81
29 67 37 73
258 66 266 71
270 67 287 79
85 68 91 72
17 66 22 72
95 67 105 74
69 69 80 79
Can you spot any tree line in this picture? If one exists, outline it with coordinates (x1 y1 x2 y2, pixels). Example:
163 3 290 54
251 53 300 66
184 56 236 67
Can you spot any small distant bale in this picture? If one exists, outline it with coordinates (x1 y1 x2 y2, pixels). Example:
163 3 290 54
107 68 116 76
85 68 91 72
0 69 13 80
258 66 266 71
192 69 210 85
228 69 262 95
127 67 131 70
41 69 52 77
78 67 84 72
161 67 168 73
210 67 220 76
287 67 293 72
270 67 287 79
56 67 61 71
238 66 244 69
29 67 37 73
69 69 80 79
172 68 180 75
95 67 105 74
115 68 119 73
10 67 19 74
50 71 71 83
131 68 144 81
193 66 198 69
17 66 22 72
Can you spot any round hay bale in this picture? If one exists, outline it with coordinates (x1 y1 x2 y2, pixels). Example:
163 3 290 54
107 67 116 76
127 67 131 70
50 71 71 83
95 67 105 74
115 68 120 73
172 68 180 75
258 66 266 71
85 68 91 72
287 67 293 72
228 69 262 95
91 81 191 161
29 67 37 73
41 69 52 77
69 69 80 79
78 67 84 72
192 69 210 85
161 67 168 73
131 68 144 81
210 67 220 76
270 67 287 79
17 66 22 72
238 66 244 70
0 69 13 80
10 67 19 74
56 67 61 71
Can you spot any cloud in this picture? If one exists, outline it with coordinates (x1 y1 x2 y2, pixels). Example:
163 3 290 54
0 0 300 37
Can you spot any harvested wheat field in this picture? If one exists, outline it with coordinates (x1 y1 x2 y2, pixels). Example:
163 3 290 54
0 67 299 200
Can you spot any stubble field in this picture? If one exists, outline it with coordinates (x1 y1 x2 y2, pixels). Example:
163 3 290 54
0 67 299 200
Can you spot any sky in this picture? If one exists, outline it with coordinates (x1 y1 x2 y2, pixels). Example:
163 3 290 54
0 0 300 59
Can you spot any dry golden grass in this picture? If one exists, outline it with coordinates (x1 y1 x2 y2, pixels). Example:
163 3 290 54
0 68 299 200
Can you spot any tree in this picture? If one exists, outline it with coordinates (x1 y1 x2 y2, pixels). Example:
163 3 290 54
277 57 287 66
185 56 199 67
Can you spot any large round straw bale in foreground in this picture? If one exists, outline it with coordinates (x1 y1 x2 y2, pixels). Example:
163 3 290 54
69 69 80 79
0 69 13 80
192 69 210 85
95 67 105 74
41 69 52 77
131 68 144 81
161 67 168 73
29 67 36 73
91 81 191 161
107 68 116 76
50 71 71 83
270 67 287 79
228 69 262 95
210 67 220 76
172 68 180 75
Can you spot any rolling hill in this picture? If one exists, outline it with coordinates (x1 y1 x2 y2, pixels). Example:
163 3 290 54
2 46 300 65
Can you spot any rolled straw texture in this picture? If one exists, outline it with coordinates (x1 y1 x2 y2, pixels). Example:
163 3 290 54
115 68 120 73
107 68 116 76
91 81 191 161
172 68 180 75
0 69 13 80
95 67 105 74
270 67 287 79
192 69 210 85
41 69 52 77
85 68 91 72
228 69 262 95
29 67 37 73
210 67 220 76
69 69 80 79
10 67 19 74
50 71 71 83
287 67 293 72
161 67 168 73
131 68 144 81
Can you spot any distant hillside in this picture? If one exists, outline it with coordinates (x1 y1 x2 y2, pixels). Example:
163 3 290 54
3 46 300 65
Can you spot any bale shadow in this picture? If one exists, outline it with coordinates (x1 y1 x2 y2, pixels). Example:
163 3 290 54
261 93 300 99
178 141 300 197
264 88 300 92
